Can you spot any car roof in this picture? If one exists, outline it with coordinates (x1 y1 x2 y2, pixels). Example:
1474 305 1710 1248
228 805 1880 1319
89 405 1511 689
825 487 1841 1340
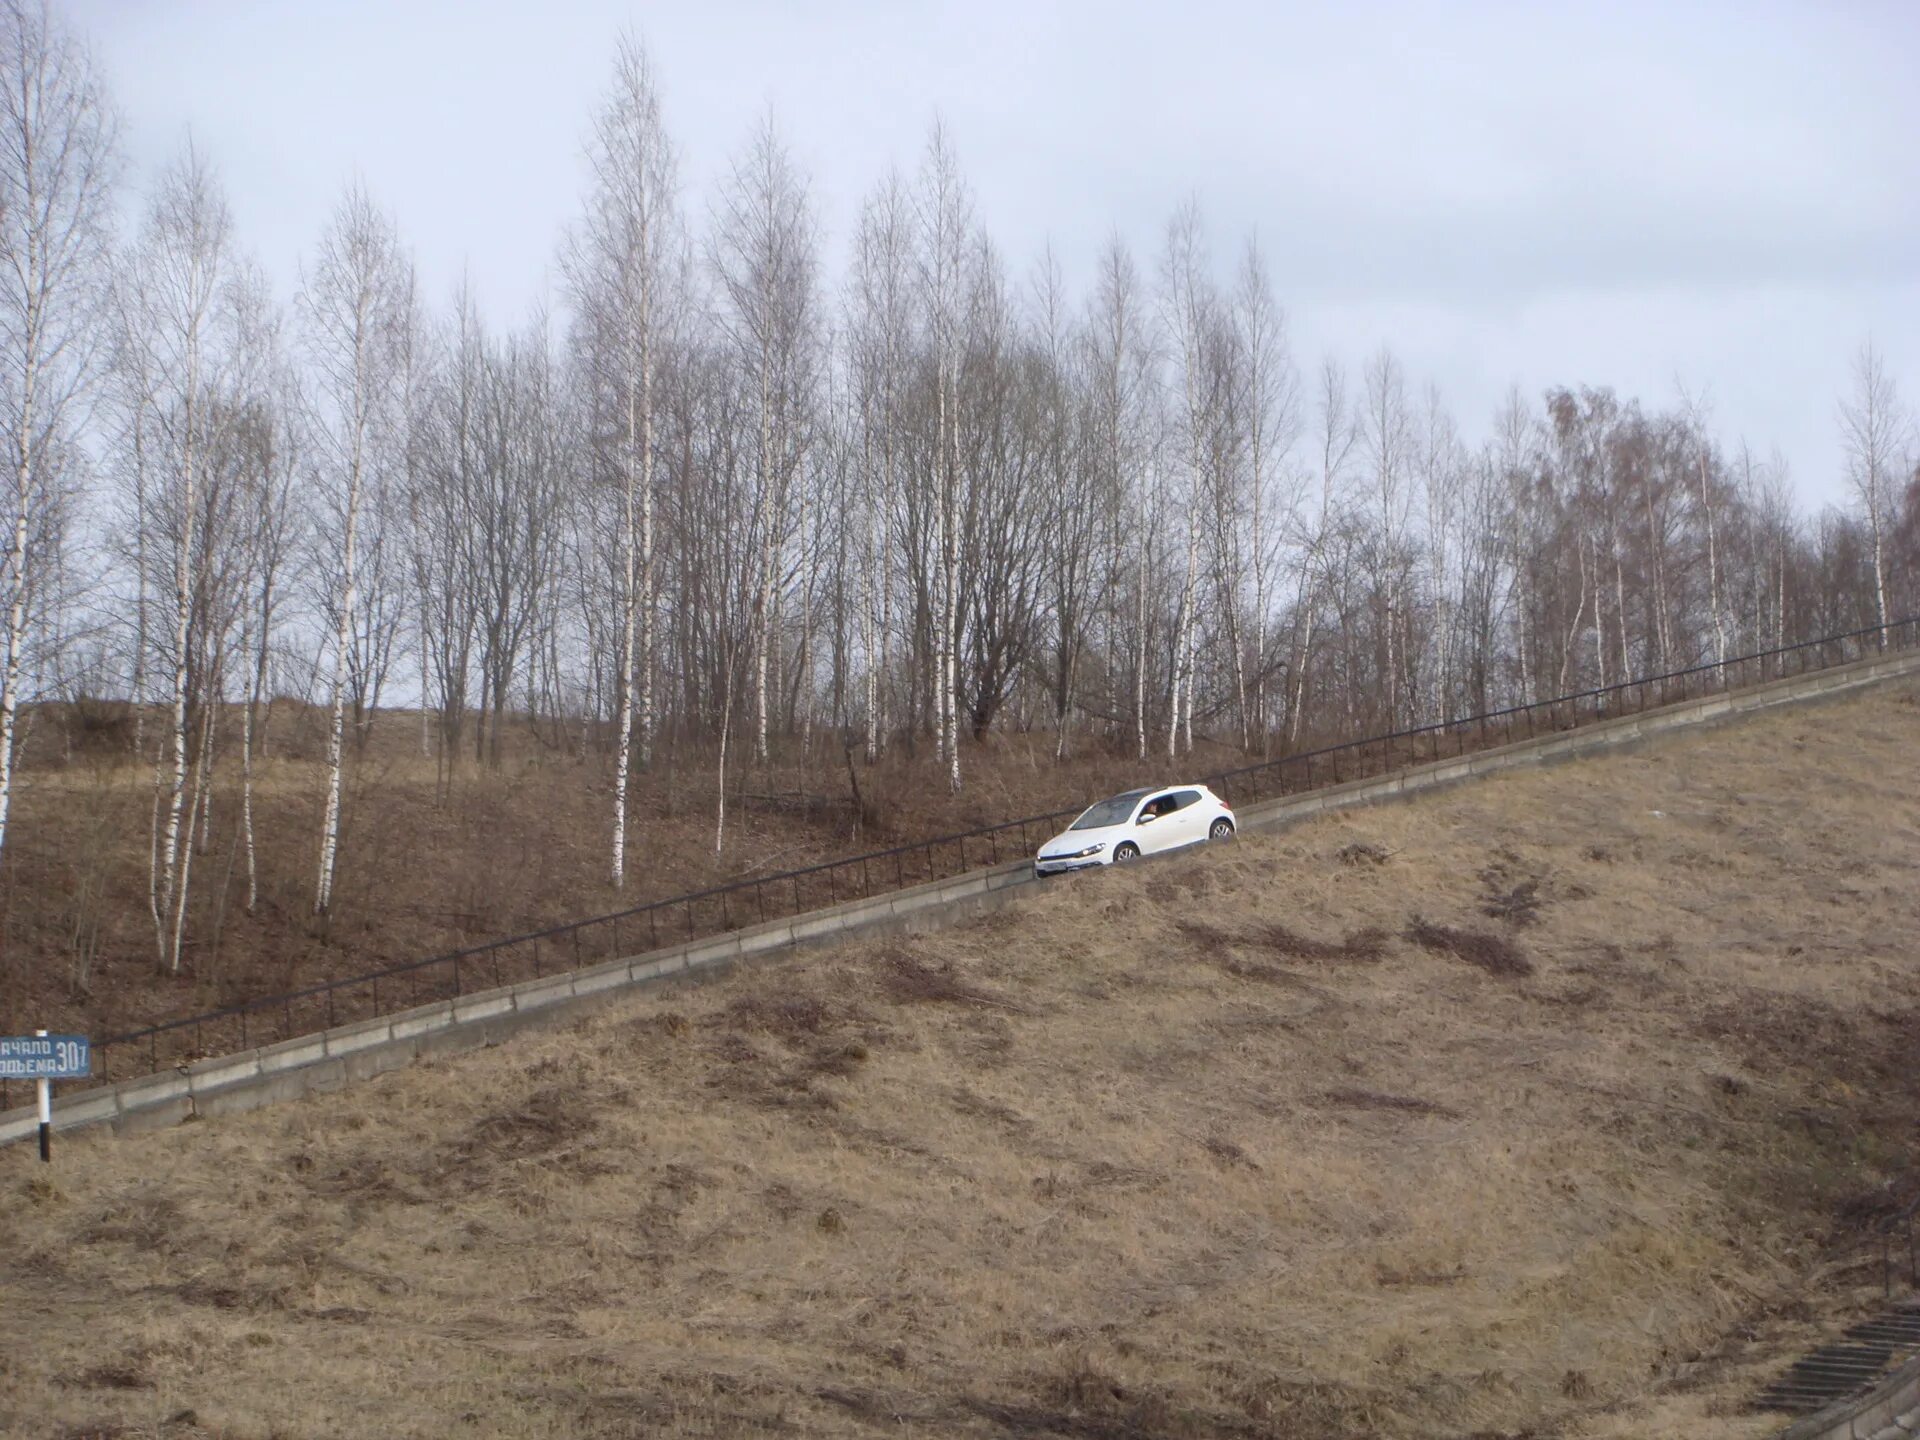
1100 785 1212 804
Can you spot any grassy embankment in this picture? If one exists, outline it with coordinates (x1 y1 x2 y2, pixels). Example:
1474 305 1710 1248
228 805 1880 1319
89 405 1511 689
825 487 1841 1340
3 681 1918 1438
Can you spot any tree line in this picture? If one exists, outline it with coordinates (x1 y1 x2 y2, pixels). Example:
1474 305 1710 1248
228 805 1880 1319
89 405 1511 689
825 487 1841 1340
1 8 1916 967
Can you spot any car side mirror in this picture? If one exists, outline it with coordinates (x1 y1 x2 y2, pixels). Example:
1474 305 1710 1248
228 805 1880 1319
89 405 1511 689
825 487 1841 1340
1137 812 1157 824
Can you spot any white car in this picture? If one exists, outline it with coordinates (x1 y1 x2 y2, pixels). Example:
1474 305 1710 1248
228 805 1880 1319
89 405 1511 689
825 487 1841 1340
1034 784 1235 876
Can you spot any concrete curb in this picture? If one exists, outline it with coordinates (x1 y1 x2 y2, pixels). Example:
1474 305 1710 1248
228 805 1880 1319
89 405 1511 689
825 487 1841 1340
5 645 1917 1150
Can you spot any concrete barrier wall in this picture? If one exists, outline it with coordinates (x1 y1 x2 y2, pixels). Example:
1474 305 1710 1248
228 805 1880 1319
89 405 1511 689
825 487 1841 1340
6 644 1918 1151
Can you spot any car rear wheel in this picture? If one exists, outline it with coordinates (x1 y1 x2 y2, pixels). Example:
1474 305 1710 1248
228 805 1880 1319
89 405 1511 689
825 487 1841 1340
1113 841 1140 863
1209 818 1235 841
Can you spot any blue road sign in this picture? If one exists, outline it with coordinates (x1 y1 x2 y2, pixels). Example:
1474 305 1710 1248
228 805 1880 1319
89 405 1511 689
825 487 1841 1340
0 1035 90 1081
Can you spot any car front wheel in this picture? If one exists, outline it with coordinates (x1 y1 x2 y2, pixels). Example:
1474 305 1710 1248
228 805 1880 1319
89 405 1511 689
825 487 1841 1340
1209 818 1235 841
1112 841 1140 863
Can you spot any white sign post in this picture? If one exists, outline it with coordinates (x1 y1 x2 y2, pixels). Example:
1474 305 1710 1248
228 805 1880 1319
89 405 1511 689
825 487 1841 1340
0 1030 91 1162
35 1028 50 1162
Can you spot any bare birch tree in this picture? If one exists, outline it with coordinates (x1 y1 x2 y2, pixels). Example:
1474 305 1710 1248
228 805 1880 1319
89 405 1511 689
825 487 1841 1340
1361 349 1416 727
847 171 911 762
117 144 238 972
915 121 972 792
710 110 817 776
1838 340 1906 641
301 183 409 917
1159 201 1215 758
1085 236 1152 758
0 0 114 871
1233 239 1296 746
563 34 676 886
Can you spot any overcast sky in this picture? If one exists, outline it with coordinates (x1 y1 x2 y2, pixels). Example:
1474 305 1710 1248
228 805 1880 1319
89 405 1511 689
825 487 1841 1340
64 0 1920 508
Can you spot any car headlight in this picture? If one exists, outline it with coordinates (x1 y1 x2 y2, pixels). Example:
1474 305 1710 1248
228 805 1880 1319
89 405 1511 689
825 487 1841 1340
1061 843 1106 860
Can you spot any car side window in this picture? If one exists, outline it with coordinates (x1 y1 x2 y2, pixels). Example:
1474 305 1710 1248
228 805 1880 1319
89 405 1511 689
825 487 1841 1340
1137 794 1174 822
1170 790 1202 812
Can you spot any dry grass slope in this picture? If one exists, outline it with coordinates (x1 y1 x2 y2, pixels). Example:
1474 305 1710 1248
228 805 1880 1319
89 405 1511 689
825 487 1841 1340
5 682 1920 1439
0 704 1210 1046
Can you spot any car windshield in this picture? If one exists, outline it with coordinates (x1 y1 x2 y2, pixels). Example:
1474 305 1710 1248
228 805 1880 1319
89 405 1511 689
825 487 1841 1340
1069 791 1148 831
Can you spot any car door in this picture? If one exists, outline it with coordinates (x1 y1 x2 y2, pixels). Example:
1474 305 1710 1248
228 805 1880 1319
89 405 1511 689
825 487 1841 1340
1132 792 1180 854
1164 789 1207 850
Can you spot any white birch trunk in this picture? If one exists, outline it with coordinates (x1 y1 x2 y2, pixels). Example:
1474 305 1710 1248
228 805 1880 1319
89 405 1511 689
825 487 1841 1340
315 446 361 916
1699 448 1726 671
714 682 734 855
860 392 878 762
610 487 636 886
154 325 199 969
754 359 774 766
1134 524 1148 762
0 356 34 862
943 354 961 793
241 613 260 914
1289 579 1317 746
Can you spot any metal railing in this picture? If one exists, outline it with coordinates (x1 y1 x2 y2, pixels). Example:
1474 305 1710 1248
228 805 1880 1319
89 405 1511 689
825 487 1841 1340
9 615 1914 1107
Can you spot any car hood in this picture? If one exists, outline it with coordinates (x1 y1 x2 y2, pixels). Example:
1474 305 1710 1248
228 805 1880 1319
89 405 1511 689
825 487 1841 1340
1038 823 1128 858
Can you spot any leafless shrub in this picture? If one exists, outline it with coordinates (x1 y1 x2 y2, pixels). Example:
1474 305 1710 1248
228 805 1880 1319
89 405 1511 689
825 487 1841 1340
1203 1134 1260 1169
54 1363 152 1391
1480 877 1543 927
1261 923 1388 962
878 949 1022 1010
1404 917 1533 977
1336 841 1391 867
805 1041 869 1079
1174 918 1236 950
720 991 836 1038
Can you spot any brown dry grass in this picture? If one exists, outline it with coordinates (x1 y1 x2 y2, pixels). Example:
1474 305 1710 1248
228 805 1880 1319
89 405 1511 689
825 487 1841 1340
0 703 1192 1048
4 683 1920 1438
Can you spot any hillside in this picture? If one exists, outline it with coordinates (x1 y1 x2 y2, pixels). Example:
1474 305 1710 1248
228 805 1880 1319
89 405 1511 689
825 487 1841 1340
4 680 1919 1439
0 703 1199 1046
